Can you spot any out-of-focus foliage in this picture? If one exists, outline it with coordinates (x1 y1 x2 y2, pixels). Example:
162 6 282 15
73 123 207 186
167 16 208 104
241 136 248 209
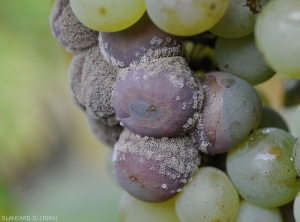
0 1 122 221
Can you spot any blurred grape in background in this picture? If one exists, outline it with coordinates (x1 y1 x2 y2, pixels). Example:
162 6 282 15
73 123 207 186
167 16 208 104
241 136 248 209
0 1 122 221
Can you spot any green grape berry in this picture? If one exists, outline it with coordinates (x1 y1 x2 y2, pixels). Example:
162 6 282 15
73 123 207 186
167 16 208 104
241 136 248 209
70 0 146 32
255 0 300 78
175 166 239 222
235 200 283 222
227 128 300 208
145 0 230 36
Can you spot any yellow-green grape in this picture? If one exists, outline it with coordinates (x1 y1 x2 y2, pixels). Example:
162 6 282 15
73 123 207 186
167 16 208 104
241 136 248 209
119 192 180 222
293 137 300 176
292 105 300 137
145 0 230 36
294 191 300 222
255 0 300 78
227 128 300 208
175 167 239 222
69 0 146 32
209 0 270 38
235 200 283 222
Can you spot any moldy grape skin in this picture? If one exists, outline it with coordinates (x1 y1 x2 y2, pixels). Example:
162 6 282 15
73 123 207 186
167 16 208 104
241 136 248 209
86 115 124 149
194 71 263 154
68 45 118 123
50 0 98 54
113 56 204 138
99 13 184 68
113 129 200 202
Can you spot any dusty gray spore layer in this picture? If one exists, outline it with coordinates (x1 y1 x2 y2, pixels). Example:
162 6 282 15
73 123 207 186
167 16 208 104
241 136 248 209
68 45 118 123
113 129 200 201
114 56 205 137
99 13 184 68
50 0 98 54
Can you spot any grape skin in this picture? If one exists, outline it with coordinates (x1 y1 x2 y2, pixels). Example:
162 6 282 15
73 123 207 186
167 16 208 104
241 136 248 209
113 129 200 202
258 105 289 132
209 0 270 38
86 115 123 149
50 0 98 54
70 0 146 32
193 71 263 154
68 45 118 123
215 34 275 85
99 13 184 68
114 57 204 138
145 0 230 36
175 167 239 222
255 0 300 78
227 128 300 208
235 200 283 222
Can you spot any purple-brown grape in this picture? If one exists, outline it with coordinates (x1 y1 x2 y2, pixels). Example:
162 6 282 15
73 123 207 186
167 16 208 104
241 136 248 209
193 71 263 154
68 45 118 122
99 13 184 68
113 129 200 202
113 57 204 138
50 0 99 54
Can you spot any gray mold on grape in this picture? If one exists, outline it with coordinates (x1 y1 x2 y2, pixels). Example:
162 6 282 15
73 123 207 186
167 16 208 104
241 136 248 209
113 129 200 202
193 71 263 154
50 0 99 54
113 57 204 138
86 115 124 149
68 45 118 122
99 13 184 68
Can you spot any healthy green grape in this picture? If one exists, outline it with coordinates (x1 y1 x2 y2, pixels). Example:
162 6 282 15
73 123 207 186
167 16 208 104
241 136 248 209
69 0 146 32
227 128 300 208
255 0 300 78
258 105 289 132
119 192 180 222
175 167 239 222
210 0 269 38
292 105 300 137
294 191 300 222
145 0 230 36
215 34 275 85
293 137 300 176
235 200 283 222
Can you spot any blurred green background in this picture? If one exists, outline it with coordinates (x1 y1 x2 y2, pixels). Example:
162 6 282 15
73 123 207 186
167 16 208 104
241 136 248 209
0 1 123 221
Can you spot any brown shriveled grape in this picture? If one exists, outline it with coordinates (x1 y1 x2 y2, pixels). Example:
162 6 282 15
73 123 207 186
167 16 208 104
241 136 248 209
68 45 118 123
50 0 99 54
113 129 200 202
99 13 184 68
113 57 204 138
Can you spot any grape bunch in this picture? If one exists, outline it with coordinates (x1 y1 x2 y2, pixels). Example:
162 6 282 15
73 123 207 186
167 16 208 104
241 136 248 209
50 0 300 221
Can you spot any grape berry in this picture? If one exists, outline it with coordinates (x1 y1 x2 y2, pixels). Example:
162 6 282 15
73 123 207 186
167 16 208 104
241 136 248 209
50 0 300 221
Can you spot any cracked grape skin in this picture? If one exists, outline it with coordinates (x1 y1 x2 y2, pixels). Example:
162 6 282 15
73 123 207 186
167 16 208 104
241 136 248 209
194 71 263 154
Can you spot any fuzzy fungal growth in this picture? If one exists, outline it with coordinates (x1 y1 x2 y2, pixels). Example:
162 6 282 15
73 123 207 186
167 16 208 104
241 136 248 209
113 129 200 202
113 56 205 138
86 114 124 149
68 45 118 121
50 0 99 54
99 13 184 68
